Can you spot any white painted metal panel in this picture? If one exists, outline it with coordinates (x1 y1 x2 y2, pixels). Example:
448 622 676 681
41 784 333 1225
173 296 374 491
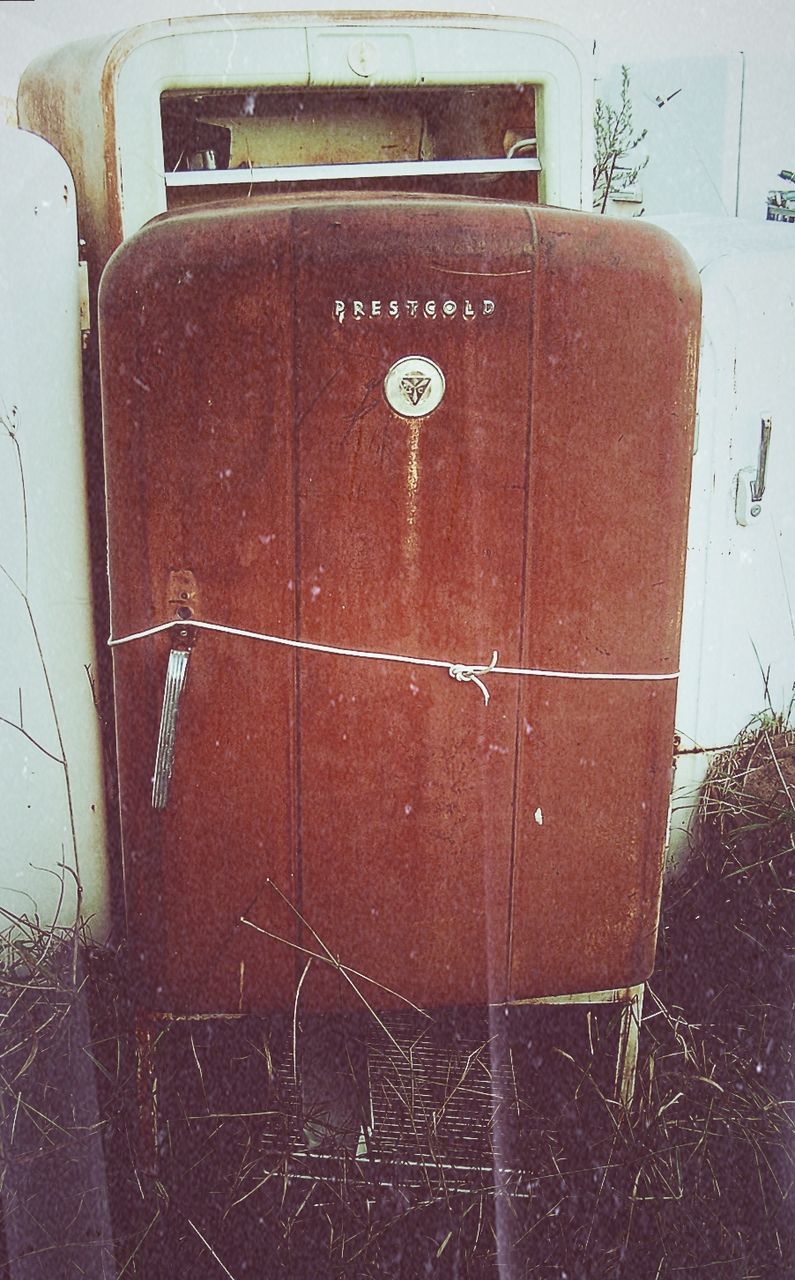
599 56 745 218
652 214 795 871
0 126 108 935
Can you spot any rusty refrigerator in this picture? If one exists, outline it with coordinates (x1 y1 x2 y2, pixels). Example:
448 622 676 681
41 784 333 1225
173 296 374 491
99 195 700 1017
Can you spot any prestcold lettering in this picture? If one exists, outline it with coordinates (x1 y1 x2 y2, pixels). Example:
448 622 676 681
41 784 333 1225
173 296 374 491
332 297 496 324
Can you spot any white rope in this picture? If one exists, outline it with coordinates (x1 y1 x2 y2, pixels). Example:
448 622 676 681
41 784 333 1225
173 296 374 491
449 651 499 705
108 618 678 706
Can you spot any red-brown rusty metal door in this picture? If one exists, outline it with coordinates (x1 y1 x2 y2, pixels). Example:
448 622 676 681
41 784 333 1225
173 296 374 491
99 195 700 1015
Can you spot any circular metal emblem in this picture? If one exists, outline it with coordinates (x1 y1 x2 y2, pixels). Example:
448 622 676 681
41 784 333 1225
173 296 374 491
383 356 446 419
347 38 379 78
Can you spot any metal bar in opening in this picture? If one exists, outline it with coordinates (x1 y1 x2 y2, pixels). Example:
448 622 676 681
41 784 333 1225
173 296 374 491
165 157 541 187
501 985 640 1008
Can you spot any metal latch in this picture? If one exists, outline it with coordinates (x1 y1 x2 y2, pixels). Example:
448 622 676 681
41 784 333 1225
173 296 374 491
151 570 201 811
151 626 194 811
735 415 772 526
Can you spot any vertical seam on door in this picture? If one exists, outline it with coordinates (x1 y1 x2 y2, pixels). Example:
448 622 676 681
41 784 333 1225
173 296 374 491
505 206 540 994
289 206 305 984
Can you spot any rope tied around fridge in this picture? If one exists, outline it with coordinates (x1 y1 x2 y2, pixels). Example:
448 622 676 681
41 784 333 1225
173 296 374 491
448 651 499 705
109 617 679 707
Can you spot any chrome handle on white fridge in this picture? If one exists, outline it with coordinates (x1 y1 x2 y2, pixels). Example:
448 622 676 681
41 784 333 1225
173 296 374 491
735 415 772 526
752 415 772 502
151 630 194 811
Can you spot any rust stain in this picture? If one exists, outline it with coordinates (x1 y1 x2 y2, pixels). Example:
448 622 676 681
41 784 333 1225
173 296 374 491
403 419 421 566
166 568 201 620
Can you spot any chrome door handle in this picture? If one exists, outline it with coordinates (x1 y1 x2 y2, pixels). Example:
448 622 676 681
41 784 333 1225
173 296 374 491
751 415 772 502
151 629 194 810
735 415 773 525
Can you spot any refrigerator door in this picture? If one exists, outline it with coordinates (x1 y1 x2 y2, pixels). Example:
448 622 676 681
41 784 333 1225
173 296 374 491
651 216 795 872
0 126 108 935
100 195 699 1013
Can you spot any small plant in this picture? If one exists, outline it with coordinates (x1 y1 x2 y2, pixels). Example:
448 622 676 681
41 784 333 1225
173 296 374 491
593 66 648 214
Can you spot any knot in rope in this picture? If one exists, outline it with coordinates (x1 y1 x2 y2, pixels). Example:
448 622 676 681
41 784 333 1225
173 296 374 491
448 651 499 706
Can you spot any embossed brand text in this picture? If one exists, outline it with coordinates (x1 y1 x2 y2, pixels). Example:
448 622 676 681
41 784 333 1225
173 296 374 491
334 298 496 324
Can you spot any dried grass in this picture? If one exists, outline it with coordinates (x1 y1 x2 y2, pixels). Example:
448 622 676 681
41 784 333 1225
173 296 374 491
0 909 120 1277
0 724 792 1277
